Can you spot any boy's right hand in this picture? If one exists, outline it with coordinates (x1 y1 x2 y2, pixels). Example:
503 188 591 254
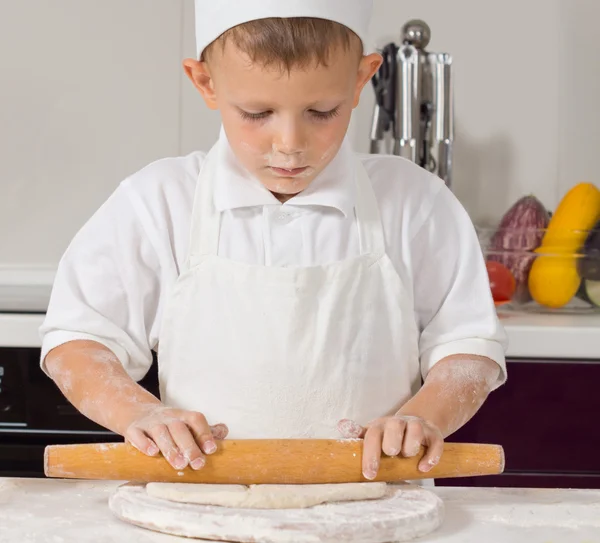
125 406 228 471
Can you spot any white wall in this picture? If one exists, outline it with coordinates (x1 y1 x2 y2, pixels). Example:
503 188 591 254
0 0 184 267
1 0 598 268
557 0 600 199
355 0 562 225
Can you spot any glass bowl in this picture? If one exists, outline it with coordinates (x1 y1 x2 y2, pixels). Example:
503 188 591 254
476 226 600 314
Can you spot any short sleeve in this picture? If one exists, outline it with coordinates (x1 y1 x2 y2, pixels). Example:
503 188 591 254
39 183 163 382
411 185 508 390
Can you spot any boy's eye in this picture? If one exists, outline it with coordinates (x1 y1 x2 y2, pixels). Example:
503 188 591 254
238 107 341 122
310 107 341 121
239 110 272 122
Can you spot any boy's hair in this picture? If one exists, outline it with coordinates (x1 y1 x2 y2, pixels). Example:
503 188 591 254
202 17 363 70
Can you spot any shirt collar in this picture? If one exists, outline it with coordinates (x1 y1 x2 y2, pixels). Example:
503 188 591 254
213 127 356 218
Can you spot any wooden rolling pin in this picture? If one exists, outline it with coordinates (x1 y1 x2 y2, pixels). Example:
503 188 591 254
45 440 504 484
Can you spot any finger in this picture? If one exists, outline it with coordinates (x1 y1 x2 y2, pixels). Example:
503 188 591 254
186 412 218 455
381 417 406 457
125 427 159 457
168 420 206 471
337 419 366 439
418 429 444 473
401 419 425 458
362 424 384 480
210 423 229 440
149 424 187 470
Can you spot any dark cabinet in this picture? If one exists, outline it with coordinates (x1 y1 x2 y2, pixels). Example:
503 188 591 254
436 358 600 489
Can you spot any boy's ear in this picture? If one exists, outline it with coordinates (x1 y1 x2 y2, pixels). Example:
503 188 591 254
353 53 383 109
183 59 218 110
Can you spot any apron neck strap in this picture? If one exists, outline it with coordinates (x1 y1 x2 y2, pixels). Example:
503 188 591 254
187 147 386 260
188 146 221 258
354 160 386 257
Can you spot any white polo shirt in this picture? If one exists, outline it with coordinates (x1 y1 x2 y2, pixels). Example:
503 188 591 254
39 136 508 385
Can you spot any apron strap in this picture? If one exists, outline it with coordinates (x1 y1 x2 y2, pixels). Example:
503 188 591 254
188 145 221 259
354 160 387 257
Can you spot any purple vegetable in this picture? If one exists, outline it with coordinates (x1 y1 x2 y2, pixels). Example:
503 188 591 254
488 195 550 303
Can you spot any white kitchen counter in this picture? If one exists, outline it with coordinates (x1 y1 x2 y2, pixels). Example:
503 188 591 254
0 313 45 348
2 310 599 360
0 478 599 542
498 309 600 359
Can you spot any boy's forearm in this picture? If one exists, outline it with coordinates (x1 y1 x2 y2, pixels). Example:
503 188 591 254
45 340 162 435
396 355 500 438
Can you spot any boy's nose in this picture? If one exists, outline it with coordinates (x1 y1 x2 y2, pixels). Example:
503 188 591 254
274 122 307 155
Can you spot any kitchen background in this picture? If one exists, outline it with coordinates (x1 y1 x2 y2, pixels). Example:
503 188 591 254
1 0 600 485
1 0 599 269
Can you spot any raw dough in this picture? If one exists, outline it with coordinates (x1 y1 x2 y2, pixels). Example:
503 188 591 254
146 482 388 509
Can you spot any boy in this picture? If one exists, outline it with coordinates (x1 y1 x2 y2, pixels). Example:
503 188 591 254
41 0 507 482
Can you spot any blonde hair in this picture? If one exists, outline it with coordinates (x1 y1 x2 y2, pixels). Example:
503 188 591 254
203 17 363 70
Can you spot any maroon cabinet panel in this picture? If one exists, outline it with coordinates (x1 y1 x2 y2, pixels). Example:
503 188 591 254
436 358 600 488
436 473 600 489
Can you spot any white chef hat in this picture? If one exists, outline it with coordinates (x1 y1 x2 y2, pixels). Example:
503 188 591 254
194 0 374 60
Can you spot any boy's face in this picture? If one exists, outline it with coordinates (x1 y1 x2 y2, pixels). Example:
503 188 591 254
185 42 382 201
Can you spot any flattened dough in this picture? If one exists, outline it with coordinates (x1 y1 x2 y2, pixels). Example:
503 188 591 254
146 482 388 509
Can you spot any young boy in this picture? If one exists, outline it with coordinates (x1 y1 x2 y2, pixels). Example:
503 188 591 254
41 0 507 482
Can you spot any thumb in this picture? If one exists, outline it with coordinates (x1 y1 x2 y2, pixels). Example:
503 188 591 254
337 419 367 439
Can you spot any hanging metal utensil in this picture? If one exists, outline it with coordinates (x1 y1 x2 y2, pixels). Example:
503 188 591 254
370 20 454 189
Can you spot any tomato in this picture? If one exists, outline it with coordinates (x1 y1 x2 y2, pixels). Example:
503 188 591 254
486 261 516 303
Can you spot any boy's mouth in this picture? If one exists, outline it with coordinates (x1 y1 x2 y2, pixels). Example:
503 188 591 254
269 166 310 177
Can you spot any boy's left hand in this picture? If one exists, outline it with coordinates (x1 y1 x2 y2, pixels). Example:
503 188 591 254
337 416 444 480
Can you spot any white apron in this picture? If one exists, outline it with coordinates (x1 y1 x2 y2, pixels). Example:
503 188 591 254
157 139 421 439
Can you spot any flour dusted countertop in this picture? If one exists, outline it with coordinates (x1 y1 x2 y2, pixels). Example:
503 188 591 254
1 478 599 542
2 311 600 360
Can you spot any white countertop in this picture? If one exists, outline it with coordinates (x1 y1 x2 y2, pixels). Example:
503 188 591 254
498 309 600 359
1 478 599 542
2 310 599 360
0 313 45 348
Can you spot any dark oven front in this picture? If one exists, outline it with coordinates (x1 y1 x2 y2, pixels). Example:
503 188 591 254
0 346 158 477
